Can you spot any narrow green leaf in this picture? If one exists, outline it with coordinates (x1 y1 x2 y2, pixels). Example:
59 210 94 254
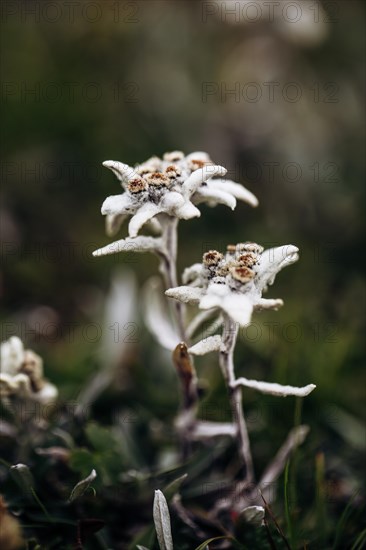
333 491 360 549
128 524 155 550
194 536 233 550
30 487 52 522
351 528 366 550
163 473 188 501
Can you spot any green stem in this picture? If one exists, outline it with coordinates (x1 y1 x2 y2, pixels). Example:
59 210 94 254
30 487 53 523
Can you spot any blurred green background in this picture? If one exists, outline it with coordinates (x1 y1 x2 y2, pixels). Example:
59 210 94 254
1 0 365 547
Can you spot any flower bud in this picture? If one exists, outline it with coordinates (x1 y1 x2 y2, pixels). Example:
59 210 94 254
165 165 182 179
163 151 184 162
237 252 258 267
230 265 255 283
202 250 223 266
128 178 148 194
145 172 171 187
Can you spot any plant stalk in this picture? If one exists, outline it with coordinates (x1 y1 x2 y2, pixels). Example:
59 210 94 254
158 215 199 458
159 216 187 341
219 315 254 485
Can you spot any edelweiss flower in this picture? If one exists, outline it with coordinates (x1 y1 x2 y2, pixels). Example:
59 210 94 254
99 151 258 238
165 242 299 327
0 336 58 405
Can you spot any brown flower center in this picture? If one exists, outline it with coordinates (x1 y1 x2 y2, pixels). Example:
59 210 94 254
145 172 171 187
203 250 223 266
237 252 258 267
128 178 148 194
163 151 184 162
230 266 255 283
237 242 264 254
165 165 182 179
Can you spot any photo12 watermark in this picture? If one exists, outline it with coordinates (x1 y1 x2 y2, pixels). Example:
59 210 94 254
1 80 140 104
1 1 140 24
1 321 141 345
202 81 339 104
201 1 340 25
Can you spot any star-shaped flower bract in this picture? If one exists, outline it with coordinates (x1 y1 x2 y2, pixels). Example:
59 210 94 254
100 151 258 238
166 242 299 327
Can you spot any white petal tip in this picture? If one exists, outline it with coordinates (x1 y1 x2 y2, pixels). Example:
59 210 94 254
92 241 124 257
233 378 317 397
102 160 120 170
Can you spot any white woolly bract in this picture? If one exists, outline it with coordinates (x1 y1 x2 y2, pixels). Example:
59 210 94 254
165 286 203 305
102 160 139 185
192 421 237 441
96 152 258 242
191 421 237 439
143 277 180 351
128 203 163 238
254 298 284 311
101 193 136 216
255 245 299 291
233 378 316 397
209 179 259 207
182 164 227 197
200 287 253 327
92 237 163 257
167 243 299 327
194 186 237 210
0 336 24 375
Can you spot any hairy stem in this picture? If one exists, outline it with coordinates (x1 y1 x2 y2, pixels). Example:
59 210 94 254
159 216 187 341
219 315 254 485
158 216 199 458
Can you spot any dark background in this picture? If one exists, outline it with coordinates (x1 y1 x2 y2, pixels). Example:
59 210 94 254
1 1 365 547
